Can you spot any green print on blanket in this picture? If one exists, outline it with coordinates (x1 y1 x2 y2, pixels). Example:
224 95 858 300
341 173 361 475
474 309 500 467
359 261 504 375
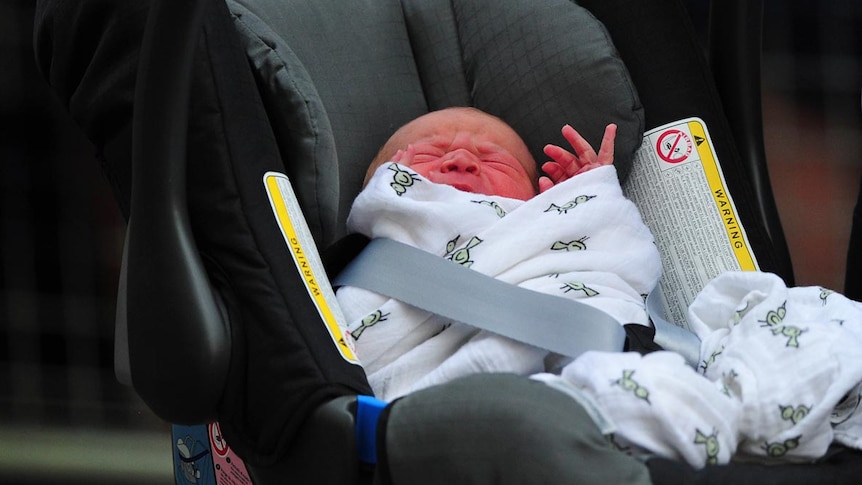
779 404 810 425
731 301 750 326
551 236 589 252
471 200 507 218
762 436 801 458
388 163 421 196
560 282 599 297
444 235 483 268
694 429 720 465
759 301 787 327
819 288 835 306
544 194 596 214
351 309 389 340
613 369 651 404
758 301 806 348
700 345 724 375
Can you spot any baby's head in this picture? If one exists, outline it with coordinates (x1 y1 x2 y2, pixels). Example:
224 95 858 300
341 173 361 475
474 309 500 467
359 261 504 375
365 107 538 200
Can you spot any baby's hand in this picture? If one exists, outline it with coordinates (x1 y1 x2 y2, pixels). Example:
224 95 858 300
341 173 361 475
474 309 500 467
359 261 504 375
539 123 616 193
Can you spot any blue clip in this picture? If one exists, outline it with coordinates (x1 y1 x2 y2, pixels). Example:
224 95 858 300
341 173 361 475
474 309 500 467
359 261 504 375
355 395 388 464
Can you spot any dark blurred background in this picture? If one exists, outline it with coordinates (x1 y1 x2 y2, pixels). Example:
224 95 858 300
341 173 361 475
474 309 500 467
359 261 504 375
1 0 860 483
759 1 862 292
1 1 171 484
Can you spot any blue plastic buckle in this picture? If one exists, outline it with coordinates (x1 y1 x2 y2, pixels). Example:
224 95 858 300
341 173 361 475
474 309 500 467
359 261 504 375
355 395 388 464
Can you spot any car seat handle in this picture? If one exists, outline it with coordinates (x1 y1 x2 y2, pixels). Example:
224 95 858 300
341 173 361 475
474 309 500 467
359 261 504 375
117 0 230 424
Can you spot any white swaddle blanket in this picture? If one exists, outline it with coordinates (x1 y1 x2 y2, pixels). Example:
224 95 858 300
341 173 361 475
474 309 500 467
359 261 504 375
563 271 862 468
337 162 662 401
334 162 862 468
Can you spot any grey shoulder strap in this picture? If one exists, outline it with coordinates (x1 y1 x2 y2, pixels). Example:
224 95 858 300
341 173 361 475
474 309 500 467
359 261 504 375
332 238 626 359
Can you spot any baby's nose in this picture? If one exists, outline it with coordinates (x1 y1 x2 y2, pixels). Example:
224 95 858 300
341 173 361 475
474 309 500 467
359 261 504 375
440 151 480 173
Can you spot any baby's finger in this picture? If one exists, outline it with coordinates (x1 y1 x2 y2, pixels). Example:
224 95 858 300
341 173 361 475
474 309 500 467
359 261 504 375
597 123 616 166
399 144 416 165
538 176 555 193
543 143 572 162
561 124 597 163
541 161 564 181
543 144 580 177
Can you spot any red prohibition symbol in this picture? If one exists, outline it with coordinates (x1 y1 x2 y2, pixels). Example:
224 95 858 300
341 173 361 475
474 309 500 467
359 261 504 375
656 129 692 164
209 422 229 457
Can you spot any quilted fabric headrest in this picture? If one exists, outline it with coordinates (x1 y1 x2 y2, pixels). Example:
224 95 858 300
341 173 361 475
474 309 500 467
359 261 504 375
229 0 643 245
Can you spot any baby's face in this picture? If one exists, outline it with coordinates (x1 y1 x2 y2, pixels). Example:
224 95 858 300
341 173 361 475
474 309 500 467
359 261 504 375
370 108 537 200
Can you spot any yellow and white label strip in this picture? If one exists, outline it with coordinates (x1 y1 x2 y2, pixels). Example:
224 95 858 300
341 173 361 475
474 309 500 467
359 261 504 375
264 171 360 365
687 119 758 271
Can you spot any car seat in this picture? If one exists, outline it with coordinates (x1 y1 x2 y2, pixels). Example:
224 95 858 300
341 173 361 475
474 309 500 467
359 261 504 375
36 0 862 483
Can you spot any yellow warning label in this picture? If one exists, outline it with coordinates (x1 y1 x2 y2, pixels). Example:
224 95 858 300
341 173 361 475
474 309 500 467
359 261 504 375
687 120 758 271
264 172 359 364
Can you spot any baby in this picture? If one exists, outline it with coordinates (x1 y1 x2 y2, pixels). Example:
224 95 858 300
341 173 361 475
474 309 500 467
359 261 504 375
337 106 662 401
363 106 617 200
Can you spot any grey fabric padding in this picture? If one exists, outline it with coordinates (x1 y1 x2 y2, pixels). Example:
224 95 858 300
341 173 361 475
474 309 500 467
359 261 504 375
228 0 643 246
228 0 429 247
400 0 472 109
228 3 339 246
383 374 652 485
404 0 644 181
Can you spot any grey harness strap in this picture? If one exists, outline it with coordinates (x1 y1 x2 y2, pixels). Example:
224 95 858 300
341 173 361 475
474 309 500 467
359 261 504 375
333 237 626 359
646 289 702 366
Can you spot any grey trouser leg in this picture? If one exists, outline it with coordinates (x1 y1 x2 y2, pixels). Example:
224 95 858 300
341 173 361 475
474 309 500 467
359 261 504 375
378 373 651 485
